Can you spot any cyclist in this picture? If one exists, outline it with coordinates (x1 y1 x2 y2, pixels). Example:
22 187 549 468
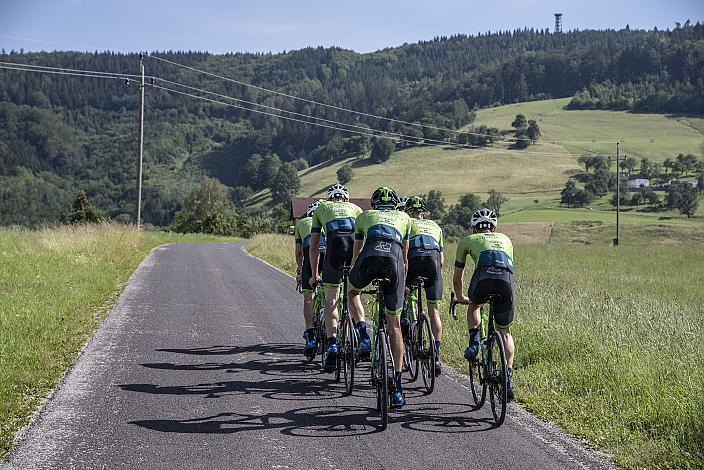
453 208 516 401
349 186 412 408
295 200 326 358
309 184 369 373
403 196 444 376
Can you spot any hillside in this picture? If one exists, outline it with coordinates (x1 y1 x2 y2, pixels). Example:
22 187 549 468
263 98 704 221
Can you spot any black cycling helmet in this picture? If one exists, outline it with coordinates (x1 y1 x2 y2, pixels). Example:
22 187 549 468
371 186 399 209
404 196 427 214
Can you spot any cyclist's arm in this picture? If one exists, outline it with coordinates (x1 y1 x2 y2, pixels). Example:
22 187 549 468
440 251 445 268
295 243 303 272
453 238 470 303
402 239 409 275
453 266 465 299
352 239 363 263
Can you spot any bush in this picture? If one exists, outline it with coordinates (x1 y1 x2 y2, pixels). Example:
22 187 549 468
337 164 353 184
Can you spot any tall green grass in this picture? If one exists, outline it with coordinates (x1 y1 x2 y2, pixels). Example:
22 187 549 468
247 231 704 469
0 224 233 458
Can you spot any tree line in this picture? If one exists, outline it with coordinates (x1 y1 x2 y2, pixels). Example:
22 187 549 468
1 23 703 227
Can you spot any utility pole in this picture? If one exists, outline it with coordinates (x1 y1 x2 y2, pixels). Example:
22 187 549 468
614 141 620 246
136 53 145 228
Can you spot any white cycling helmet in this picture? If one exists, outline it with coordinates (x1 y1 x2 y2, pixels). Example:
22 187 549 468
396 196 408 210
306 200 321 217
471 208 498 230
327 183 349 201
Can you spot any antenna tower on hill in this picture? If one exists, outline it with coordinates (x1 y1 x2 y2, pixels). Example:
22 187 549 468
554 13 563 33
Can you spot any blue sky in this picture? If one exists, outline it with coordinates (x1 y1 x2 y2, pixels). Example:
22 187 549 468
1 0 703 54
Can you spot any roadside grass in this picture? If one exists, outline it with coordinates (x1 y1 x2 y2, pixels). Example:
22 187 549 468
0 224 235 459
247 230 704 469
472 98 704 162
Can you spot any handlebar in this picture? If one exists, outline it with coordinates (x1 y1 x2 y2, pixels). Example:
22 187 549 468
448 292 469 321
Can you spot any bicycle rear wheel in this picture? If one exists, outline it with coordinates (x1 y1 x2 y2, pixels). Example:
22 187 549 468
374 329 389 430
417 315 436 394
487 331 507 426
339 311 356 394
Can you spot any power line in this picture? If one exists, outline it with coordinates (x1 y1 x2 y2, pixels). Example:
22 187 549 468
153 81 576 157
0 63 131 81
148 54 620 146
149 54 516 141
155 77 407 141
0 60 142 78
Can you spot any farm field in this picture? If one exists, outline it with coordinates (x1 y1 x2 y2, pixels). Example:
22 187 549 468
247 230 704 470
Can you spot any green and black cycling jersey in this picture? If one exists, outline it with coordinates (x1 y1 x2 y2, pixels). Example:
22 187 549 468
294 216 327 250
408 218 443 253
354 209 411 245
311 200 362 236
455 232 514 273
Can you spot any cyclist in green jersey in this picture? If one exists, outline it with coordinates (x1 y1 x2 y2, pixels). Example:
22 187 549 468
349 186 412 408
453 208 516 401
403 196 444 375
309 184 370 373
294 201 327 358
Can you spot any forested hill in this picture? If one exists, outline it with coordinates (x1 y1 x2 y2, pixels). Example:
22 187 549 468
1 23 703 226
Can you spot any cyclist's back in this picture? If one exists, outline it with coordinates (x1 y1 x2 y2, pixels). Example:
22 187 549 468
351 203 411 316
312 199 362 283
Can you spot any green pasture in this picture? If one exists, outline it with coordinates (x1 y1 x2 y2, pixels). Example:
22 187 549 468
472 98 704 161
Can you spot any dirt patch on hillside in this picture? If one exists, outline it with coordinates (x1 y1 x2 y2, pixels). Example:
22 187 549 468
500 222 554 244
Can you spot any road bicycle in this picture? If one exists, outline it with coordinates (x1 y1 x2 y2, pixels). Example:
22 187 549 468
334 265 356 395
363 276 396 430
449 292 508 426
402 276 436 394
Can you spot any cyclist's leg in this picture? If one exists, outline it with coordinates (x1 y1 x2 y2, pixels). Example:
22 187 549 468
301 249 315 329
384 253 405 375
493 272 516 369
424 253 443 344
464 267 485 359
321 246 342 339
348 249 372 351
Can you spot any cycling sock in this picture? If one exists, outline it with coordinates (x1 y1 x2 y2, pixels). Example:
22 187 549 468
469 328 479 343
434 340 441 356
356 321 367 332
394 371 402 390
327 336 337 346
304 328 315 339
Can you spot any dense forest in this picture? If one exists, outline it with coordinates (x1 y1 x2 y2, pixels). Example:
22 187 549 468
1 23 703 226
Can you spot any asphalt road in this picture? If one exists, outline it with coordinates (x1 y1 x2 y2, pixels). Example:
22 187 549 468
8 242 616 470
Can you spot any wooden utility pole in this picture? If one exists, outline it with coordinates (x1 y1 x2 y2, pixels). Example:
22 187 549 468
136 53 145 228
614 141 620 246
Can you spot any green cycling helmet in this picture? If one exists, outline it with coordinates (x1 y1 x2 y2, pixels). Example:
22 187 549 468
371 186 399 209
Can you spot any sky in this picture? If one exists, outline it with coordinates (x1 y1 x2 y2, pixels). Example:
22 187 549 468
1 0 703 55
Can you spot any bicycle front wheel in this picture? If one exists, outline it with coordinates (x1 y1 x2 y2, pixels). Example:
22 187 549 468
487 331 507 426
417 315 436 395
374 329 389 430
468 355 486 408
340 312 356 395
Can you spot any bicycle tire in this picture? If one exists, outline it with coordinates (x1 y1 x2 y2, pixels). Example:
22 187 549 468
487 331 508 426
418 315 436 394
404 327 419 381
340 311 356 395
375 329 389 430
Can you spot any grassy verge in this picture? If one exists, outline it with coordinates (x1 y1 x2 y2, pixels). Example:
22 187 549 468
0 224 234 459
247 230 704 469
